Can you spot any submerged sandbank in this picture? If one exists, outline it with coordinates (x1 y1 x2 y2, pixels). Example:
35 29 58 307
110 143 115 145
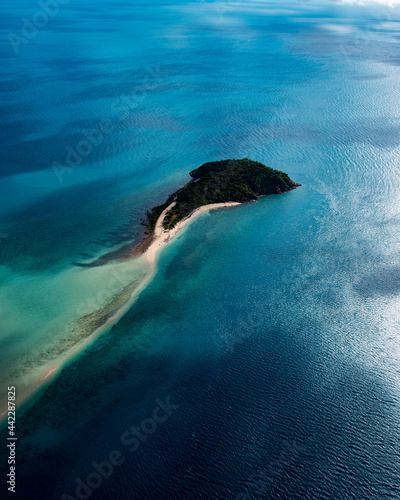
0 201 240 425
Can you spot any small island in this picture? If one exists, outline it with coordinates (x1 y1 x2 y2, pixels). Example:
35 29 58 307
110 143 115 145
136 159 300 267
144 158 300 231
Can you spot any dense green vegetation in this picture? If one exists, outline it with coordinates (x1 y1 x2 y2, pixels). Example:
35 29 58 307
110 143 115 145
144 158 300 231
143 201 170 234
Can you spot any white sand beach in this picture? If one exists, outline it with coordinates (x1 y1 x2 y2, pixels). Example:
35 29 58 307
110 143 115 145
0 200 241 425
143 201 241 268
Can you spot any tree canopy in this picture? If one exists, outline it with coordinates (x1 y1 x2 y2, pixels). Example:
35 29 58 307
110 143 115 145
144 158 300 231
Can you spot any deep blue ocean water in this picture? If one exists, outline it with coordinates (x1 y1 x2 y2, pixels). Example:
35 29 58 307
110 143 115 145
2 0 400 498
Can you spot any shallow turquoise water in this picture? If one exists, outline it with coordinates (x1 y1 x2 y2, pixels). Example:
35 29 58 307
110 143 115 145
2 0 400 498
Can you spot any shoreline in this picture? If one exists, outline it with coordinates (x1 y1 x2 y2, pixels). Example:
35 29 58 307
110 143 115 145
0 201 240 426
0 266 156 426
138 201 242 268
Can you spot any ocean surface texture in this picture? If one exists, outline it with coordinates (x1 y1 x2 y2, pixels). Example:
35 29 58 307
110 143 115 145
1 0 400 498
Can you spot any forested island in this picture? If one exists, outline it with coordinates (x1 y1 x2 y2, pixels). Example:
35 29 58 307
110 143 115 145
143 158 301 232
